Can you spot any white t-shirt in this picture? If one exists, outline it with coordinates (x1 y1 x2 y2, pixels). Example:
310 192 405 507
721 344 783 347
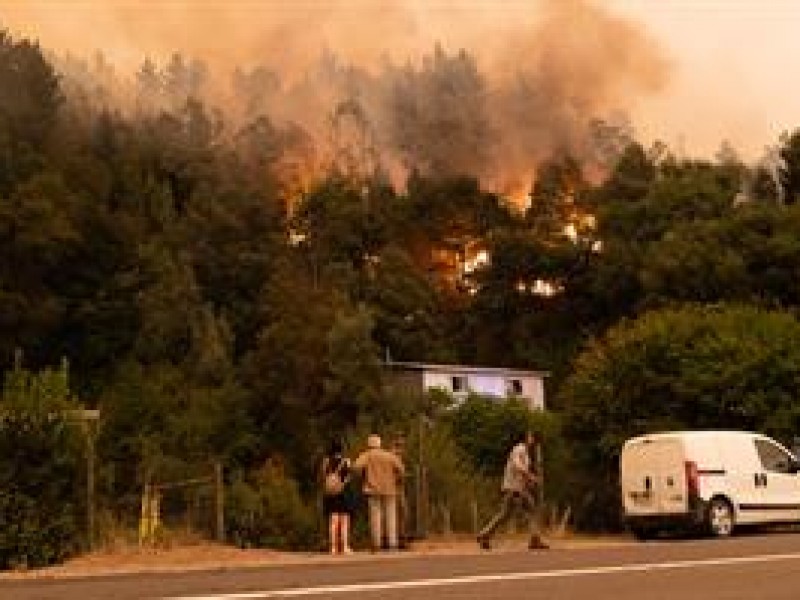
501 442 531 492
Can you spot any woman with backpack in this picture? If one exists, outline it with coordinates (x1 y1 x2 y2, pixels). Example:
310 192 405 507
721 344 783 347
321 439 355 554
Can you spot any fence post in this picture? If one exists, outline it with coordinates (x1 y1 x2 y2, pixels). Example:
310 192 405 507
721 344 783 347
471 499 478 534
536 442 545 507
139 481 150 547
415 414 425 539
214 460 225 543
87 426 96 551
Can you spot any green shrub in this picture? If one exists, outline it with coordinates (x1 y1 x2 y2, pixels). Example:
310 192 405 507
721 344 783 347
448 394 560 476
225 460 318 551
0 414 83 568
0 359 85 569
560 303 800 529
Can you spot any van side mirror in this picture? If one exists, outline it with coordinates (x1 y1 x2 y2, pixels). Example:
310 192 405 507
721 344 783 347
789 459 800 474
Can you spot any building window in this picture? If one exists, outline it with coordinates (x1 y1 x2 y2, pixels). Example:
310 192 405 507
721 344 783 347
507 379 523 396
452 375 467 393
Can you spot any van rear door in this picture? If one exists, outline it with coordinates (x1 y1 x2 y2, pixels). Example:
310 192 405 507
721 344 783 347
622 437 688 516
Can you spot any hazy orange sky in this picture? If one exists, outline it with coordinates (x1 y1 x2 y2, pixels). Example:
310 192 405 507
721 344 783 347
611 0 800 159
1 0 797 160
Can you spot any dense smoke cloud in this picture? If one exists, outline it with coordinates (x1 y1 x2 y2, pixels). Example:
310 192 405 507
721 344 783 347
1 0 669 201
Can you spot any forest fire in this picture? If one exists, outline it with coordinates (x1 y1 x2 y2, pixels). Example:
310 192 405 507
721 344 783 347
0 0 663 301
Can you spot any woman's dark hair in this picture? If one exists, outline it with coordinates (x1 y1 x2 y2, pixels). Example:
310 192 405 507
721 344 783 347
327 439 344 456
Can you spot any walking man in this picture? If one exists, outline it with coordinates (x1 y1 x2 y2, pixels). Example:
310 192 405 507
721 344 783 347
477 431 548 550
354 434 405 551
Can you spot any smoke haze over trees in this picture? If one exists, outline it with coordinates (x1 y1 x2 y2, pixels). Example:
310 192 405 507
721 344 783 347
3 0 669 200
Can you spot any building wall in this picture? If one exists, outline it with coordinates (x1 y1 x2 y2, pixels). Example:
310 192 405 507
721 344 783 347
521 377 545 410
420 370 545 410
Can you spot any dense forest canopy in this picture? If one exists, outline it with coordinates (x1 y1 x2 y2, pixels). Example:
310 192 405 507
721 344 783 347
3 19 800 551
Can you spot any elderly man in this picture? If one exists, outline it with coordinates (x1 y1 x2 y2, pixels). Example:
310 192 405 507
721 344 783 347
354 434 405 551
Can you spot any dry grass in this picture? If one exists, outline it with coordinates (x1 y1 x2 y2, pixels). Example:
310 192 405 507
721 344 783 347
0 530 632 581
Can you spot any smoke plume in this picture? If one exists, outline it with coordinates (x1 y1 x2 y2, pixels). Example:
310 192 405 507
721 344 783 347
0 0 670 201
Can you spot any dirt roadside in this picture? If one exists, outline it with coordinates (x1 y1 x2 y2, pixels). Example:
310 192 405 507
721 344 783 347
0 534 633 581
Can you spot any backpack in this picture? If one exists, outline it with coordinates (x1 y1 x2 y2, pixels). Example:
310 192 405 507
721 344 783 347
324 460 345 495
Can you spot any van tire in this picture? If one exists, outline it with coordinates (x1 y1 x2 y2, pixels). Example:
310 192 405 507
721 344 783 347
707 497 734 537
630 526 656 541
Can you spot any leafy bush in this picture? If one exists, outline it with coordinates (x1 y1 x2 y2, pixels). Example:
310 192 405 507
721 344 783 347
560 303 800 529
431 394 567 532
225 460 318 551
0 360 84 569
448 394 560 475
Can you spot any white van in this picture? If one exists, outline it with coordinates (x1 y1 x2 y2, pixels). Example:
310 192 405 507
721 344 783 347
620 431 800 539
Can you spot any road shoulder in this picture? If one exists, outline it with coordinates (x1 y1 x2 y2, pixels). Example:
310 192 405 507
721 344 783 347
0 534 633 581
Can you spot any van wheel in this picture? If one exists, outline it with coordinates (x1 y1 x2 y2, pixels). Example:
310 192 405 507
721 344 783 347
707 498 734 537
631 526 656 541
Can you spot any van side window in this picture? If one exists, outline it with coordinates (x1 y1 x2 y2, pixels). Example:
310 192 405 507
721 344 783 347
754 440 793 474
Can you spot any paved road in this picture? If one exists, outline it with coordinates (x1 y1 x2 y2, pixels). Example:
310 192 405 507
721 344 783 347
4 533 800 600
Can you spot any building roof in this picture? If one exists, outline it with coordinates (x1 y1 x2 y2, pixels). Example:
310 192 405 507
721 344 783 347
384 360 549 378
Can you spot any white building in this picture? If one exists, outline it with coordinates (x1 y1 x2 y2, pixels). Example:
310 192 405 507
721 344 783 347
383 361 547 410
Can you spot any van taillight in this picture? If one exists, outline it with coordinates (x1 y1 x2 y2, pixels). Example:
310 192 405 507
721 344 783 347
685 460 699 497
